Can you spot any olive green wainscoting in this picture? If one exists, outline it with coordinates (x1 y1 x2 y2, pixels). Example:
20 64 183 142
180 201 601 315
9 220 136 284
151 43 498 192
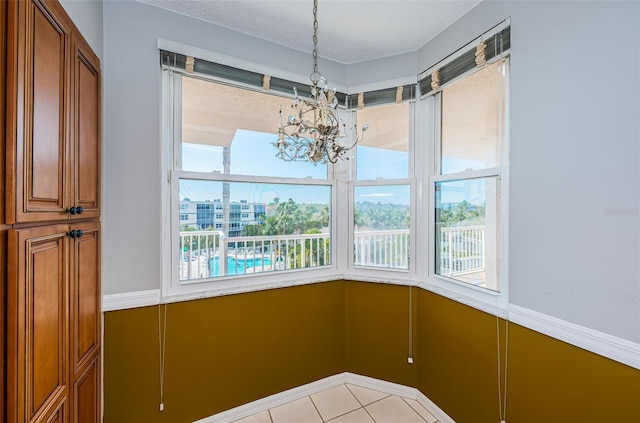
104 280 640 423
103 282 346 423
344 281 418 388
417 289 640 423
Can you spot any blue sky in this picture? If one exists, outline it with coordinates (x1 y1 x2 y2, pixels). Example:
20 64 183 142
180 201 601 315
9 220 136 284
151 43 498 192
181 129 412 205
180 129 488 206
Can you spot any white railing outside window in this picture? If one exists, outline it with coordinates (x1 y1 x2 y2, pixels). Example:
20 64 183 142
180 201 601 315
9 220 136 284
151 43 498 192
179 225 485 281
353 229 410 269
438 225 486 283
179 231 331 281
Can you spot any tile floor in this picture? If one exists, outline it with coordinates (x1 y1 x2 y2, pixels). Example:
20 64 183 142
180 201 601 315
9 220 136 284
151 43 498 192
233 383 439 423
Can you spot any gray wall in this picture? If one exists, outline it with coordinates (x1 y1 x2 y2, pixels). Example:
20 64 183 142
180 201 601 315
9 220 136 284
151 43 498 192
59 0 103 61
417 0 639 342
102 0 639 343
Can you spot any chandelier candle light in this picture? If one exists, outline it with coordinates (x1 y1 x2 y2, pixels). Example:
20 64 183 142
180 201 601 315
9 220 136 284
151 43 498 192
274 0 369 164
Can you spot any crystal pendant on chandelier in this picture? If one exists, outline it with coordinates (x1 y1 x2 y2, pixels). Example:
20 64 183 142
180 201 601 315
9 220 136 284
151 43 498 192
273 0 368 164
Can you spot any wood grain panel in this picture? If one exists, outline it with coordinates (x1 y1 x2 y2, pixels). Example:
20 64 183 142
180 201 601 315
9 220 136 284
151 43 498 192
1 3 8 420
72 355 100 423
31 240 64 412
1 0 7 225
5 0 72 223
31 4 64 202
7 225 69 423
70 221 100 372
71 33 100 219
0 228 6 422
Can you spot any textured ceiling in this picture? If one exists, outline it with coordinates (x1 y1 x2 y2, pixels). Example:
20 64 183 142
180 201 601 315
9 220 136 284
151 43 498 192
137 0 481 64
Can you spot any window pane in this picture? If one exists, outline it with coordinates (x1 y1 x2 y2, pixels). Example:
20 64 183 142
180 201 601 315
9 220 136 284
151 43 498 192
356 102 409 180
180 76 327 178
354 185 410 269
441 60 505 174
179 179 331 281
435 178 498 290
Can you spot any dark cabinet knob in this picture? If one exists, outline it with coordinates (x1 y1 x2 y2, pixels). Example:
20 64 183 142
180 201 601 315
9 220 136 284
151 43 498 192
68 230 84 239
67 206 84 215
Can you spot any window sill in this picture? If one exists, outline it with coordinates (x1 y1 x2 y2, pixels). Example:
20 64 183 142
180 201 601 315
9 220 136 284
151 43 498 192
418 277 508 318
160 268 508 318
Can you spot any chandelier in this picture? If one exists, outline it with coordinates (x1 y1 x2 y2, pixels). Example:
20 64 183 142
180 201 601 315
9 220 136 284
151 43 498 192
274 0 368 164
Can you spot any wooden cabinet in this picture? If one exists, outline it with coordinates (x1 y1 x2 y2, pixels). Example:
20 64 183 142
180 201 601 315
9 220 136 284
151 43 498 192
3 1 101 422
7 223 100 423
5 0 100 224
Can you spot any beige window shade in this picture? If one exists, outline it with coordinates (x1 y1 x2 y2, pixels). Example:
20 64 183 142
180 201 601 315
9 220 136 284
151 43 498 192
419 22 510 97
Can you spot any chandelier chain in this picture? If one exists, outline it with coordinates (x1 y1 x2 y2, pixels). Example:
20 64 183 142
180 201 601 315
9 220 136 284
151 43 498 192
312 0 319 77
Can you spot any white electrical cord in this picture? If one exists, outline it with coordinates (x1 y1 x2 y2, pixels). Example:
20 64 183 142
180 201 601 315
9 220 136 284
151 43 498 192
496 316 509 423
158 303 168 412
408 285 414 364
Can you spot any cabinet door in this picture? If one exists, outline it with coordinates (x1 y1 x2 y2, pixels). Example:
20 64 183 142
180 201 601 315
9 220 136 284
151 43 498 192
7 224 70 423
68 222 100 423
6 0 73 223
69 222 100 375
70 33 100 219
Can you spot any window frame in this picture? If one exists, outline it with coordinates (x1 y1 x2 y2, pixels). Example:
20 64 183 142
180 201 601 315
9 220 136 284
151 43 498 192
342 101 417 281
422 55 510 316
161 70 340 300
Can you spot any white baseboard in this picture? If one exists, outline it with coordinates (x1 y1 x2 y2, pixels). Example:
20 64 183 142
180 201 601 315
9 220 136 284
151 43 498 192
416 390 455 423
509 305 640 370
194 372 454 423
102 289 160 312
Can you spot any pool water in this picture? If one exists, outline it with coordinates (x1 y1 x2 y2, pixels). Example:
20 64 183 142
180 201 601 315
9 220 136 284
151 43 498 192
209 256 273 276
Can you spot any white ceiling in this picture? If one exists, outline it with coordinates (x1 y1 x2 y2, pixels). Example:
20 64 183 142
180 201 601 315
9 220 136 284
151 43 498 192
136 0 481 64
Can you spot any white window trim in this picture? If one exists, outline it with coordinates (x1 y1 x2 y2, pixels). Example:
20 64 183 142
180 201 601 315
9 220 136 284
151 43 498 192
421 58 510 316
161 69 341 301
344 101 417 280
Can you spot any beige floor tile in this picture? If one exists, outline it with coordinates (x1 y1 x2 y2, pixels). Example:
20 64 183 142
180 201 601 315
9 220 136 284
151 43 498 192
326 408 375 423
310 384 361 421
233 410 272 423
345 384 389 406
403 398 438 423
269 397 322 423
365 395 425 423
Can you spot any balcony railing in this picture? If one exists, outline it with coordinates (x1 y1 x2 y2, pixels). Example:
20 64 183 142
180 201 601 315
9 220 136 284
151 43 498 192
179 231 330 280
179 225 485 281
353 229 410 269
438 225 485 277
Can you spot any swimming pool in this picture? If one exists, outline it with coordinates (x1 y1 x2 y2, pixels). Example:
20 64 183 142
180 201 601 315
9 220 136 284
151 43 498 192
209 256 273 276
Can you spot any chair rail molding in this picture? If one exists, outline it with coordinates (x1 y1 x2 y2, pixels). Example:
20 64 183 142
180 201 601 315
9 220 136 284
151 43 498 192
508 304 640 370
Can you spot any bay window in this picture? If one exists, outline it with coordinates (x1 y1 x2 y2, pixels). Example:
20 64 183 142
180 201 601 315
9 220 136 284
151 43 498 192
160 19 509 304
